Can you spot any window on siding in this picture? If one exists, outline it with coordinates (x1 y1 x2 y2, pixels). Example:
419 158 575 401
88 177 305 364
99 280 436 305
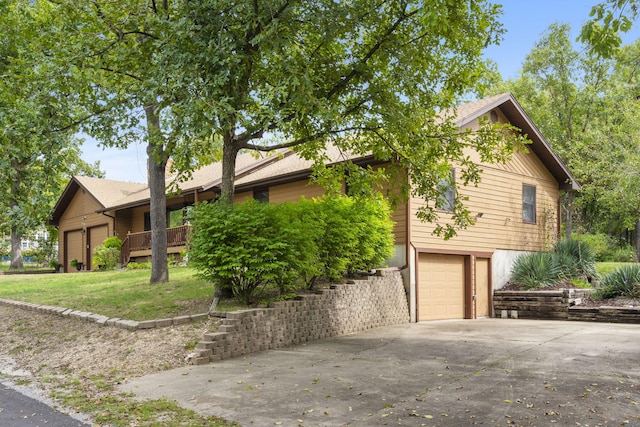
437 168 456 212
523 184 536 224
253 189 269 203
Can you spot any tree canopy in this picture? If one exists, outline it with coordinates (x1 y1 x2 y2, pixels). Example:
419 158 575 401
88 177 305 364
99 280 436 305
489 22 640 247
0 0 102 269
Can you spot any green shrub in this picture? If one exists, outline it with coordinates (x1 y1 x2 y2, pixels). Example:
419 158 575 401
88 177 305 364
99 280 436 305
510 252 563 290
188 195 396 304
188 200 297 305
595 264 640 299
553 239 597 279
576 233 613 261
611 246 636 262
92 236 122 270
126 262 152 270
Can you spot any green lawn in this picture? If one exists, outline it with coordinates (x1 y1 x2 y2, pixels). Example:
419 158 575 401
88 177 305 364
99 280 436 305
0 267 214 320
595 262 635 276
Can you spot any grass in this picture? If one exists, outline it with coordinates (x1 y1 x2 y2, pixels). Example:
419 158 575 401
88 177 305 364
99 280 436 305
595 262 630 276
48 372 237 427
0 267 214 320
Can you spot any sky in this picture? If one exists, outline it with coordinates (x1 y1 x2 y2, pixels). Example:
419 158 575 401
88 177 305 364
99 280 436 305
79 0 640 183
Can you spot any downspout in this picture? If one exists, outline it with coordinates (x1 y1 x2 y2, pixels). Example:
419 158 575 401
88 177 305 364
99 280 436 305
101 212 117 237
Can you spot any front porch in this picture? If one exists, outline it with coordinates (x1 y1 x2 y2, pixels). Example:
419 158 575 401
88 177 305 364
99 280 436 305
121 225 190 264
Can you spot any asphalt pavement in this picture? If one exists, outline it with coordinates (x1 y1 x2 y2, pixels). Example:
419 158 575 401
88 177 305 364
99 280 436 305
120 318 640 427
0 382 90 427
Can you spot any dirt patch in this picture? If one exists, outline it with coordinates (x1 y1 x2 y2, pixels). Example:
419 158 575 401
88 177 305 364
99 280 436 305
0 305 219 400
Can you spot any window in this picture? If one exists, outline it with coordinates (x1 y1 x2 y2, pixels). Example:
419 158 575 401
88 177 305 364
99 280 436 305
253 189 269 203
437 168 456 212
523 184 536 223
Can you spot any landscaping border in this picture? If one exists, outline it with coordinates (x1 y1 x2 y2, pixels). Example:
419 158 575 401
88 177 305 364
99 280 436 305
494 289 640 323
0 298 208 330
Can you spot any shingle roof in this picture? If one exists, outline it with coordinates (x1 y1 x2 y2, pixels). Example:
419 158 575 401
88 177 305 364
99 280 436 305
49 93 579 224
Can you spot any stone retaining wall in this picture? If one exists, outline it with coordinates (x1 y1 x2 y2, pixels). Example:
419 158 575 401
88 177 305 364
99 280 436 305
568 306 640 323
189 269 409 365
493 290 592 320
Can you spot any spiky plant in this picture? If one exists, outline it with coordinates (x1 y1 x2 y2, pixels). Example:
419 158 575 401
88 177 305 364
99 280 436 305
553 239 597 279
510 252 563 290
596 264 640 299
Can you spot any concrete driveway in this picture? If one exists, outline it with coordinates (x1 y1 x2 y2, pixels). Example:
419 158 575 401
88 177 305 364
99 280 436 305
120 319 640 426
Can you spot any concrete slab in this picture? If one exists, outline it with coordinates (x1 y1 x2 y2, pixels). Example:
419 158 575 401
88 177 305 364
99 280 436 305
119 319 640 426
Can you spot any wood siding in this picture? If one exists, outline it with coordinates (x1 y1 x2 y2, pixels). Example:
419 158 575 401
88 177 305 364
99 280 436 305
269 180 326 204
410 123 559 253
57 189 112 271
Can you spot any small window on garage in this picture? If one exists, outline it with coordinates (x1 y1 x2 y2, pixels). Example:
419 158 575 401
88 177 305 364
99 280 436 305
523 184 536 224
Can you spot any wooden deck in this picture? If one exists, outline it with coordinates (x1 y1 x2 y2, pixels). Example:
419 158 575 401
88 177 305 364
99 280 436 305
121 225 190 264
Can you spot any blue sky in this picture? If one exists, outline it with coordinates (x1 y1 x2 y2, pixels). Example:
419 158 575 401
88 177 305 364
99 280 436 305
80 1 640 183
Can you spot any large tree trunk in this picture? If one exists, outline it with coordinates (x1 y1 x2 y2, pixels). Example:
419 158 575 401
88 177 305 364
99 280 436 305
219 133 240 205
145 106 169 284
10 226 23 270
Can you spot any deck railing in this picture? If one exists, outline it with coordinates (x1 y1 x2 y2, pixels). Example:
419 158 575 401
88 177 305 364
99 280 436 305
120 224 190 264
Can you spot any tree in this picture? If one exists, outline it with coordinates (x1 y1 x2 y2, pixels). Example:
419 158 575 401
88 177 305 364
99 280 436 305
50 0 200 283
580 0 639 57
0 1 102 269
490 23 640 249
165 0 520 238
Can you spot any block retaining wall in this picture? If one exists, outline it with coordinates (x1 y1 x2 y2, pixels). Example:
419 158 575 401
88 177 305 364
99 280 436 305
189 269 410 365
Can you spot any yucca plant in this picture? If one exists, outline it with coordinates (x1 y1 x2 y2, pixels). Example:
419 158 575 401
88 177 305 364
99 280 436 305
596 264 640 299
510 252 563 290
553 239 598 279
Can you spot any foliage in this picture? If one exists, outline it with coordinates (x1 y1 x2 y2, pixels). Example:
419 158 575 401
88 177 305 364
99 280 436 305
510 240 598 290
580 0 638 57
0 1 102 269
189 196 395 304
596 263 640 299
159 0 521 241
489 24 640 244
189 200 297 305
92 237 123 271
553 239 597 279
578 233 637 262
126 262 152 270
510 252 564 290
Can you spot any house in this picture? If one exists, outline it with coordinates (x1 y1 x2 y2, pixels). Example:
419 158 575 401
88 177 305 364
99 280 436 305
48 93 579 322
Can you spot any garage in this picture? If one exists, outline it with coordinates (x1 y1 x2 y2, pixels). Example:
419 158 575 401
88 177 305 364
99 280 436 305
88 224 109 270
475 258 491 318
64 230 83 273
417 253 466 321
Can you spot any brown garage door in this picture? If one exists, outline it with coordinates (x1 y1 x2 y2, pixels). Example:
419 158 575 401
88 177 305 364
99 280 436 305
475 258 490 318
88 225 109 270
65 230 83 272
418 253 465 321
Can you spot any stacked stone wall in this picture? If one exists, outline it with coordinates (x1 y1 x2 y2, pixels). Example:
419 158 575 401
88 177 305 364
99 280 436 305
190 269 409 364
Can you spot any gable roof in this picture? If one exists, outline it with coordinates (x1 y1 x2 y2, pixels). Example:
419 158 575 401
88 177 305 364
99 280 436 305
453 93 580 191
49 93 579 224
48 176 147 225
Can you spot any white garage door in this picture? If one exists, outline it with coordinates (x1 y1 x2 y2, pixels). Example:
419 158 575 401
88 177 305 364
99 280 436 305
418 253 465 321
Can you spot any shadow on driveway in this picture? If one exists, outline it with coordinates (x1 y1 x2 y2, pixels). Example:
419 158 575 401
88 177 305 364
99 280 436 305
120 319 640 426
